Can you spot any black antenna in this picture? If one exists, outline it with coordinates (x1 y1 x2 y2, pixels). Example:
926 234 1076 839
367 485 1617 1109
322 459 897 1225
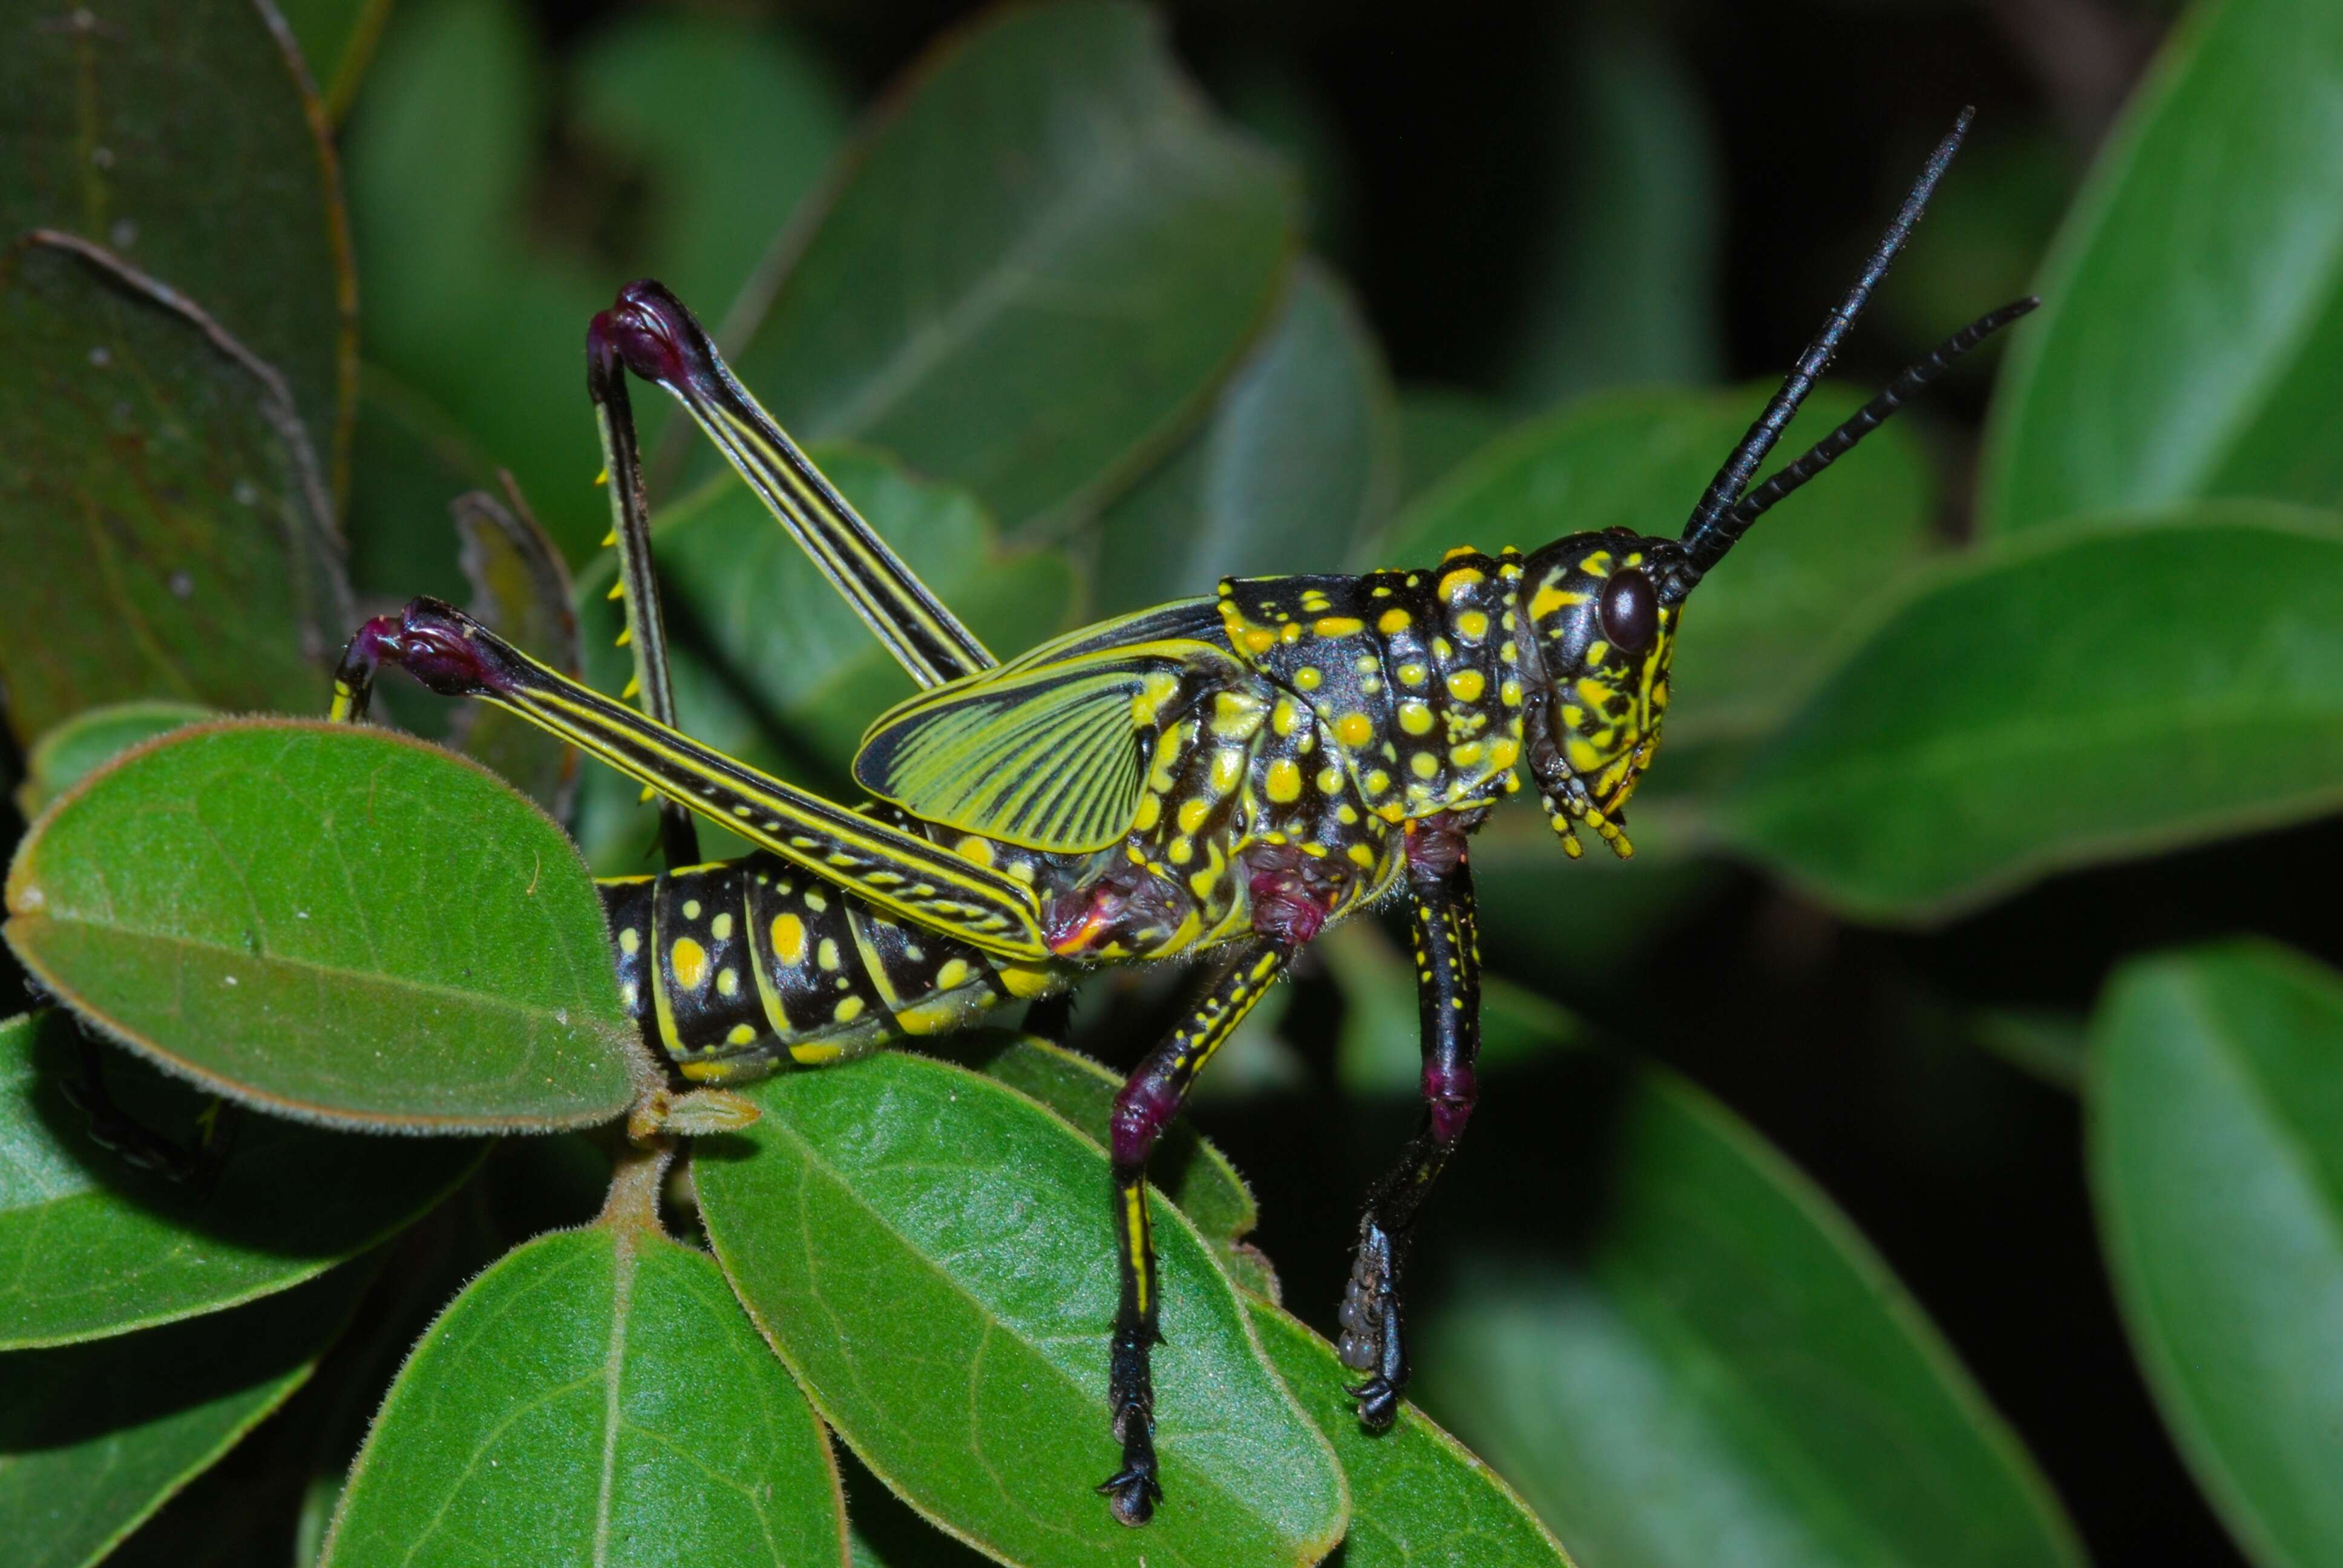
1710 296 2037 541
1679 108 1973 577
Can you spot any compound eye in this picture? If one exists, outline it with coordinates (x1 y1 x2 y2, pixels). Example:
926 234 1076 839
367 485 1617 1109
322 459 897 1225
1598 567 1659 655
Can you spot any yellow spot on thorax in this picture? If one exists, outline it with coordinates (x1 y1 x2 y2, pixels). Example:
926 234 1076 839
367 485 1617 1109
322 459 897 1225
1447 669 1486 702
1378 607 1412 633
669 938 709 990
1314 615 1364 637
1398 700 1434 735
1265 759 1302 803
1335 713 1374 748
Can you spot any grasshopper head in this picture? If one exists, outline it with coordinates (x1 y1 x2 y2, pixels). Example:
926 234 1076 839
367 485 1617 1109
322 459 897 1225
1515 531 1693 857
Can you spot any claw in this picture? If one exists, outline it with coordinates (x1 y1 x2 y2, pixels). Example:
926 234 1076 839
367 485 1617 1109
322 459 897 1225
1096 1457 1163 1527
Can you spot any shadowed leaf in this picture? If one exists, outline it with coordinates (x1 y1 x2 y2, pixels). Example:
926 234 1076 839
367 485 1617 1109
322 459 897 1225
2091 941 2343 1568
1414 1066 2086 1568
1093 260 1397 612
0 1263 373 1568
0 1010 476 1348
0 0 356 495
716 0 1296 536
0 239 349 744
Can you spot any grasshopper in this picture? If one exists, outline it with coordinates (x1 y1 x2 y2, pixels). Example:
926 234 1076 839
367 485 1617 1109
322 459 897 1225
330 111 2030 1523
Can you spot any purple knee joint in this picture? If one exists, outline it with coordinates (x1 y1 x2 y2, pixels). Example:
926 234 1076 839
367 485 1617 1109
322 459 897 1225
1423 1060 1478 1146
1110 1075 1182 1166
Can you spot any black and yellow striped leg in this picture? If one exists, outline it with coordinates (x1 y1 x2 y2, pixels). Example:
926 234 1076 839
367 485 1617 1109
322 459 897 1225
1099 940 1289 1526
334 598 1052 959
1337 849 1481 1431
592 280 994 688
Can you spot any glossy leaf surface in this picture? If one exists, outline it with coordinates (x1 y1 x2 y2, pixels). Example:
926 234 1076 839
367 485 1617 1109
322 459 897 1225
937 1031 1271 1295
2091 942 2343 1568
323 1225 845 1567
0 240 348 744
1 1264 369 1568
16 703 211 820
0 1011 474 1348
697 1050 1348 1567
720 0 1294 534
1386 384 1933 754
1980 0 2343 532
4 722 637 1130
0 0 356 488
1093 260 1397 612
1414 1067 2085 1568
1722 505 2343 921
574 449 1075 869
1246 1300 1572 1568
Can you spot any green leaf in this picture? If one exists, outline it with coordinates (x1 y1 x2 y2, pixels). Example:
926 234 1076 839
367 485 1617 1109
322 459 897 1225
1498 19 1720 407
1414 1067 2086 1568
2091 941 2343 1568
0 239 350 745
344 362 497 624
0 0 357 497
1319 920 1582 1097
275 0 396 123
341 0 612 561
568 11 848 323
573 448 1077 871
935 1030 1272 1296
1979 0 2343 533
16 703 212 820
1245 1299 1573 1567
1463 808 1731 990
1092 260 1397 613
718 1 1296 536
0 1010 476 1348
449 485 582 816
696 1050 1348 1567
1386 384 1934 756
1720 504 2343 921
4 720 638 1131
321 1224 846 1568
0 1263 372 1568
1395 391 1507 511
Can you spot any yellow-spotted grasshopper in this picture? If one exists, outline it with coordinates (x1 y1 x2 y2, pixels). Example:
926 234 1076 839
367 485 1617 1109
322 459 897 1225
327 113 2031 1524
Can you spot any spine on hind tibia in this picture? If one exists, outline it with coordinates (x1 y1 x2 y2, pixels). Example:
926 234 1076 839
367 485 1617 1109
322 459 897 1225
599 852 1066 1082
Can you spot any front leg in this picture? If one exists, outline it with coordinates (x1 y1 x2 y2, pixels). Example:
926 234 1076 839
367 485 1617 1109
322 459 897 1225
1100 940 1289 1526
1339 821 1481 1429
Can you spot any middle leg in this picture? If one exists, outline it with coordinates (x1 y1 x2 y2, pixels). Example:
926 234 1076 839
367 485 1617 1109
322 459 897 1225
1338 820 1483 1429
1099 939 1289 1526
